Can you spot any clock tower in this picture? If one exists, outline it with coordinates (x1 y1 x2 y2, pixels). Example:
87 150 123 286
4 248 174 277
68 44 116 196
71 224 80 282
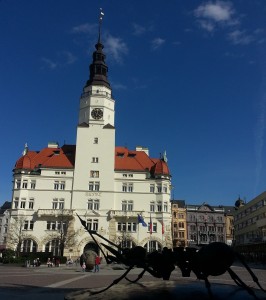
72 24 115 210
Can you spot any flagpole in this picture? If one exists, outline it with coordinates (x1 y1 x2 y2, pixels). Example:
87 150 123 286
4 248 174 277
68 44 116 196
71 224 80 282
137 221 139 245
162 212 164 246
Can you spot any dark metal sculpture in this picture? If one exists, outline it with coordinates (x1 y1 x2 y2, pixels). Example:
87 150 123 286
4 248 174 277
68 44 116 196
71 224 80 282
77 214 265 299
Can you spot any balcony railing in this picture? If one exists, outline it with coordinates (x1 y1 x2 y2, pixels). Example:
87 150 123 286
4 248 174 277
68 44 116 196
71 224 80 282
37 209 74 217
110 210 144 218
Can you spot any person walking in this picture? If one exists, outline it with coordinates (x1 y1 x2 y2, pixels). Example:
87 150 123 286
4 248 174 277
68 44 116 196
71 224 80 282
94 255 101 272
82 262 86 273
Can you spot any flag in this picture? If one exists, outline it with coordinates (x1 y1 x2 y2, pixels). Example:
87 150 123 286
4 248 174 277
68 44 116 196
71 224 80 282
161 219 164 235
149 213 152 234
137 214 147 227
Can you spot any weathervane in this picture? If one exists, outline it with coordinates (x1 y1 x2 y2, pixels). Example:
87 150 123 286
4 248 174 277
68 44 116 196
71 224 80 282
98 8 104 43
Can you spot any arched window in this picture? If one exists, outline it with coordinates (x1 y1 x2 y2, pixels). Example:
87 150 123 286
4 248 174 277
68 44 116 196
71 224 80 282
144 240 162 253
119 240 136 249
45 239 60 256
21 239 37 253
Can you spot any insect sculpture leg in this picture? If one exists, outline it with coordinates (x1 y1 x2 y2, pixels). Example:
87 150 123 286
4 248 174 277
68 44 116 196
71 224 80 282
227 267 259 300
235 252 266 293
125 269 146 283
90 265 134 295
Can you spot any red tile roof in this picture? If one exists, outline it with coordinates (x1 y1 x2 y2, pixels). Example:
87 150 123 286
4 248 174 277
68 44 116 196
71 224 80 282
14 145 76 170
14 145 170 176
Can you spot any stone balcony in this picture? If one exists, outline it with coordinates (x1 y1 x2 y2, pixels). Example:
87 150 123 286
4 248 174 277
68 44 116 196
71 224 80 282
109 210 144 218
37 209 74 218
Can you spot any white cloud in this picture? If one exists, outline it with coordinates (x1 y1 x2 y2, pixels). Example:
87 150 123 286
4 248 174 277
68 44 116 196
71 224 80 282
194 1 234 23
151 37 165 50
71 23 97 34
41 57 57 70
194 1 238 32
132 23 146 36
104 34 128 63
227 30 254 45
41 51 77 70
62 51 77 65
198 20 215 32
112 82 127 90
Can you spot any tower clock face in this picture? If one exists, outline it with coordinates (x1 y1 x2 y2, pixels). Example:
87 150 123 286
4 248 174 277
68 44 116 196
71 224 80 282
91 108 103 120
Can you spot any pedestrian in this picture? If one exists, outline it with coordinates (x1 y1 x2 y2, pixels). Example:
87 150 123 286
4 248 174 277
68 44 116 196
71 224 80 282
47 258 52 267
82 262 86 272
94 255 101 272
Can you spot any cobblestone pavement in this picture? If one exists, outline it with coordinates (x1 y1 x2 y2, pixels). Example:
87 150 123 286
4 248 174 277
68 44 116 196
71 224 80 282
0 263 265 300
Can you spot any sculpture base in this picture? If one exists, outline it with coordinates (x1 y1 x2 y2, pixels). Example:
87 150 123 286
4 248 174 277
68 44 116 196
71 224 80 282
65 280 266 300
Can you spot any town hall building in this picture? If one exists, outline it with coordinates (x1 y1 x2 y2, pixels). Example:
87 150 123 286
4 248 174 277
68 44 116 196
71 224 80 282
7 24 172 259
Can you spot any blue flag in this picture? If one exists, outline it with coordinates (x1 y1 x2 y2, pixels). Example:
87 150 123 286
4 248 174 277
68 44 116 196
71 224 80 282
137 214 147 227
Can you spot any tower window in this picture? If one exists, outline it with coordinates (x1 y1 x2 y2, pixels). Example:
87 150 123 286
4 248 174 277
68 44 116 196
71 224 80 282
90 171 99 178
92 157 99 163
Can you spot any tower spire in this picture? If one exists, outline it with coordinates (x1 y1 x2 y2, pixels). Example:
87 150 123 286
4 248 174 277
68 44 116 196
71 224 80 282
85 8 110 89
98 8 104 43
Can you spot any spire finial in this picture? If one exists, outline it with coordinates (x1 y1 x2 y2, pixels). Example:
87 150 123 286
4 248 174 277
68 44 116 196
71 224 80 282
22 142 28 156
98 8 104 43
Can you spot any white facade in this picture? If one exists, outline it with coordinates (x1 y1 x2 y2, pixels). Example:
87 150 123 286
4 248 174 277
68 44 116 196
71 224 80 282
0 202 11 253
8 36 172 259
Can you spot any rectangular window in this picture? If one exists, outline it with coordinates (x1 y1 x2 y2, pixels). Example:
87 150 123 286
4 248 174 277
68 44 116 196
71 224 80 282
150 202 155 212
59 199 64 209
54 181 59 190
94 199 99 210
157 184 162 193
60 182 65 190
122 201 127 211
16 180 21 189
150 184 155 193
148 222 157 233
24 221 29 230
121 200 133 211
163 185 167 193
90 171 99 178
20 200 26 209
179 232 185 238
29 221 34 230
22 180 28 189
30 181 36 189
163 202 168 212
87 219 98 231
94 182 100 191
122 184 127 192
52 199 58 209
88 199 93 210
92 157 99 163
128 184 133 192
88 199 100 210
29 198 34 209
94 137 98 144
89 181 100 191
157 202 162 212
128 200 133 211
14 197 19 209
89 182 94 191
51 221 56 230
117 222 137 232
122 183 133 192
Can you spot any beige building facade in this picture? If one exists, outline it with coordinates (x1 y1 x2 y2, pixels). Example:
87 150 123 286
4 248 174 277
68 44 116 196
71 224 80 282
234 192 266 245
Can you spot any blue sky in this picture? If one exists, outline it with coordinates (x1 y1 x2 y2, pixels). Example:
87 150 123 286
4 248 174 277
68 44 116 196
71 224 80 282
0 0 265 207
